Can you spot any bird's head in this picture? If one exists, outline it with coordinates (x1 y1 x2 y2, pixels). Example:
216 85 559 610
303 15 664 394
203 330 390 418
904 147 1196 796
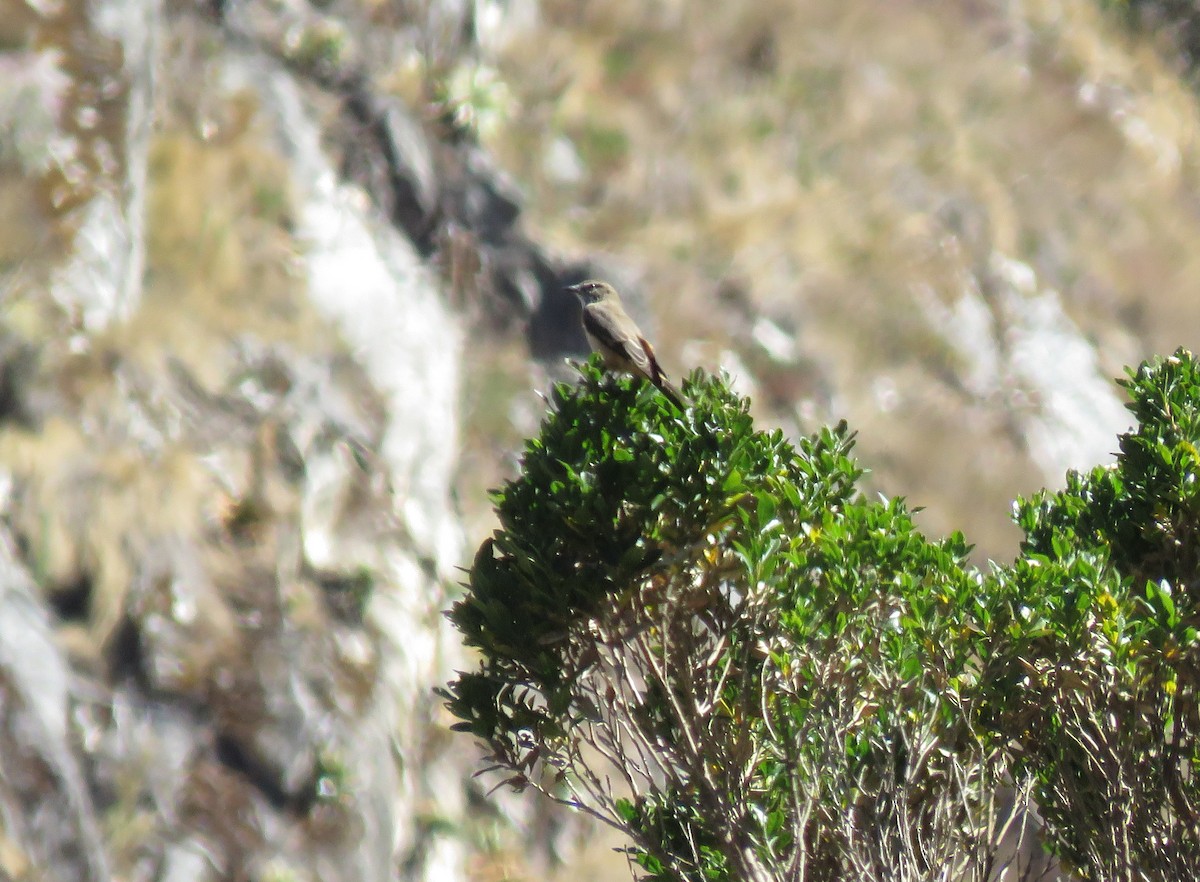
565 279 618 305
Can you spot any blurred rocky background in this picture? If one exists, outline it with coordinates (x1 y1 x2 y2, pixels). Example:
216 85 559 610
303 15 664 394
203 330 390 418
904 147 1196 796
1 0 1199 880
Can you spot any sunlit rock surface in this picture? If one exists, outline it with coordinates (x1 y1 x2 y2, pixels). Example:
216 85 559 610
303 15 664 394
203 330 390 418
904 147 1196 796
1 4 471 881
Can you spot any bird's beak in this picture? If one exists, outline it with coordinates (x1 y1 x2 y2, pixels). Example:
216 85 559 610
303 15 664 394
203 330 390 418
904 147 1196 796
564 283 583 296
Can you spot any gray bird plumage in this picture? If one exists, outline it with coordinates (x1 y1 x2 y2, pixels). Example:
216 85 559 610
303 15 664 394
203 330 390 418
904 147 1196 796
566 280 686 409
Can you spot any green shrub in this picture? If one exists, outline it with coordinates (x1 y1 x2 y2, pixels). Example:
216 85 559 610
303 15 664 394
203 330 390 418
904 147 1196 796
442 358 1023 881
983 350 1200 880
444 349 1200 880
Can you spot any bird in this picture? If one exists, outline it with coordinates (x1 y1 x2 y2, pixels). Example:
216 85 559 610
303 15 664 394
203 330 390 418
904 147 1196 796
565 280 687 409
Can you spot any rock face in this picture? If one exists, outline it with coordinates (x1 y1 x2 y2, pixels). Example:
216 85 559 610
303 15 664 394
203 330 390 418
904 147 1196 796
0 533 110 882
0 3 506 881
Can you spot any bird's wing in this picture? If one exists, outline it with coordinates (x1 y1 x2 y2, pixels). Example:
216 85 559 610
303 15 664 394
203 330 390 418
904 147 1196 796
583 307 655 375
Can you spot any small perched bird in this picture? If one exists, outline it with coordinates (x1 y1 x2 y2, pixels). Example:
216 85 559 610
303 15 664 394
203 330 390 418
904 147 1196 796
566 280 686 409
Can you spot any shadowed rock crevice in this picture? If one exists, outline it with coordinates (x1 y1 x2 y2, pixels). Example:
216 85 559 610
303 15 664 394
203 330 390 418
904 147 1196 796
0 332 37 429
45 571 93 622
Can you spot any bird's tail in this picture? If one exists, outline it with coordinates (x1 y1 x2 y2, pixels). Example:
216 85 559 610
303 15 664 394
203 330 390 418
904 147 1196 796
655 375 688 410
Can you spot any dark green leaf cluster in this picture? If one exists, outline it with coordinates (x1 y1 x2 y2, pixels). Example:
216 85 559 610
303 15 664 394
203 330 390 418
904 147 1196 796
986 349 1200 878
443 358 859 749
614 794 729 882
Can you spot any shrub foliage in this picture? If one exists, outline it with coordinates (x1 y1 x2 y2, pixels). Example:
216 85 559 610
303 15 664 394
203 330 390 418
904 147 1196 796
443 350 1200 881
984 351 1200 879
